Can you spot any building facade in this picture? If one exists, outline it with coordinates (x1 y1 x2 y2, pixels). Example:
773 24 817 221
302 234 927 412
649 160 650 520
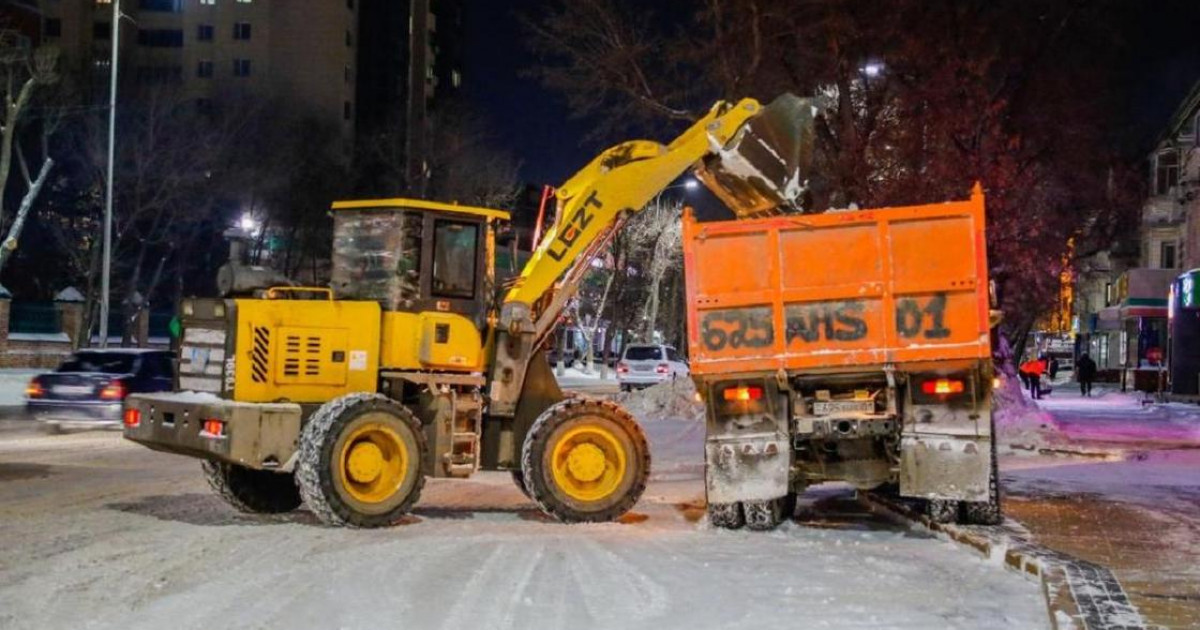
38 0 359 137
1075 80 1200 391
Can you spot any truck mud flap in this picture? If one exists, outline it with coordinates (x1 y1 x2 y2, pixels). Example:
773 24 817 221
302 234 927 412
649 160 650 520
705 434 790 504
899 435 991 502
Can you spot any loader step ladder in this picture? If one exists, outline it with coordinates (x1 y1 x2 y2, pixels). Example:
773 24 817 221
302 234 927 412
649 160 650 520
445 389 482 477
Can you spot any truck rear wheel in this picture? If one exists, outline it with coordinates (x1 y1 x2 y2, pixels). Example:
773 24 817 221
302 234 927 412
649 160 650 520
202 460 301 514
962 432 1002 525
296 393 427 528
745 497 792 531
708 502 744 529
521 399 649 523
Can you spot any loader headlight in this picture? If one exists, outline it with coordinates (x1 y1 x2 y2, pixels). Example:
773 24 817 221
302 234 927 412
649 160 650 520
181 299 195 317
213 302 226 318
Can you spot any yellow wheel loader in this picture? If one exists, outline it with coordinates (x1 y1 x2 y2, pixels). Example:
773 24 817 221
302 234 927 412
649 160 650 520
122 95 817 527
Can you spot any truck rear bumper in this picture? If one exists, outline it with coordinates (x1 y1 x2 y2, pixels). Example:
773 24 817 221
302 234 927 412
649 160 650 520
123 393 303 471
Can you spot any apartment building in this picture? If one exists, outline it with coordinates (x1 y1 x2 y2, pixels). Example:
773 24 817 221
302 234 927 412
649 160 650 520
38 0 358 136
1074 80 1200 390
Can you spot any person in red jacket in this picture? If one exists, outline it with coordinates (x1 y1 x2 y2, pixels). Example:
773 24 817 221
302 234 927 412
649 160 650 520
1019 356 1047 400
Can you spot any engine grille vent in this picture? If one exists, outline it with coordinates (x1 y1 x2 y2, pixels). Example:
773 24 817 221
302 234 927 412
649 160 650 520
283 334 322 377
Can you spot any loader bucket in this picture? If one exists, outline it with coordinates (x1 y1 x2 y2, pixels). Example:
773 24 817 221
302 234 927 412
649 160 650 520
697 93 817 218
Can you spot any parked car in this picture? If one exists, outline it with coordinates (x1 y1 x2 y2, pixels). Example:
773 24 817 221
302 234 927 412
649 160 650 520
616 344 689 391
25 349 174 429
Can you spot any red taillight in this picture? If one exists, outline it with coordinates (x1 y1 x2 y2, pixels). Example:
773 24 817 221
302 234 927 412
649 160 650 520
25 379 44 399
655 363 670 374
617 363 629 374
123 408 141 428
722 386 764 402
202 418 225 438
921 378 965 396
99 379 127 401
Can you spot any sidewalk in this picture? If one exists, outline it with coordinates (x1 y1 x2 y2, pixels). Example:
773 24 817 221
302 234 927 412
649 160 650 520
1001 380 1200 629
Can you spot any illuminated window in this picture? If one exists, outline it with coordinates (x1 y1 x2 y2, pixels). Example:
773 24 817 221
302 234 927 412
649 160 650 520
451 70 461 88
199 0 215 4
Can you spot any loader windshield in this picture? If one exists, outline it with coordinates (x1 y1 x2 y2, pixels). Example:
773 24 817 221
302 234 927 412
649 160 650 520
432 220 479 299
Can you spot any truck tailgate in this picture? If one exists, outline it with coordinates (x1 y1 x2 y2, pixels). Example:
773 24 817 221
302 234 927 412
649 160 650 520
683 187 990 375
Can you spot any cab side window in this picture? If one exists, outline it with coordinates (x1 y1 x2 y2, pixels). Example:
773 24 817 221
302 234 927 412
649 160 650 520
431 220 479 300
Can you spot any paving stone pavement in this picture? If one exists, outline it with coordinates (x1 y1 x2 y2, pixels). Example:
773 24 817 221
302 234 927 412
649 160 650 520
1004 492 1200 630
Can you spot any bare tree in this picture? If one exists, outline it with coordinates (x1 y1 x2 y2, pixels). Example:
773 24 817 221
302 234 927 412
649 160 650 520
0 29 59 273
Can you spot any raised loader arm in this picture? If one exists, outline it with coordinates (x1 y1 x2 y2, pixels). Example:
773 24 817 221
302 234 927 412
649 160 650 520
487 94 815 417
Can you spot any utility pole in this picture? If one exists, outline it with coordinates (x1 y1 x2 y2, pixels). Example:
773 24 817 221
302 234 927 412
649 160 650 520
100 0 120 348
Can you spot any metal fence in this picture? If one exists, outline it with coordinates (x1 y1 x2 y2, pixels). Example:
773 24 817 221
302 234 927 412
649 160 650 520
8 302 63 335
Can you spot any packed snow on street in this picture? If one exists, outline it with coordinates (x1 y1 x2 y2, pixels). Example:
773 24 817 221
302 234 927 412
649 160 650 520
0 379 1048 630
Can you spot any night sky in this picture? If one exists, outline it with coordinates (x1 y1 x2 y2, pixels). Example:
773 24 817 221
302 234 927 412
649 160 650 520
464 1 1200 193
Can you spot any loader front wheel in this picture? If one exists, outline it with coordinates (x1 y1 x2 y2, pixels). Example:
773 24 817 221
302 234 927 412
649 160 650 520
521 399 649 523
510 470 531 499
202 460 301 514
296 393 426 528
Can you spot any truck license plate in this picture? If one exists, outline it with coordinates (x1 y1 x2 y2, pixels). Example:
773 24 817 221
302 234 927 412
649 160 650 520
812 400 874 416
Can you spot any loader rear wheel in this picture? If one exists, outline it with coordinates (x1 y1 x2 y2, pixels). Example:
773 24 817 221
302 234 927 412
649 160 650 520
707 502 744 529
202 460 301 514
296 393 427 528
521 399 649 523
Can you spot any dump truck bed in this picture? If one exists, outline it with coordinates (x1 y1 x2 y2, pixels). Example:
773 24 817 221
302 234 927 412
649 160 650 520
683 187 990 375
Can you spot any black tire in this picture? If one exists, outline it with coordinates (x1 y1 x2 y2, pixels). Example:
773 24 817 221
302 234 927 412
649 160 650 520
296 393 427 528
927 498 960 524
521 399 650 523
962 426 1003 525
744 498 787 531
708 502 744 529
202 460 301 514
510 469 531 499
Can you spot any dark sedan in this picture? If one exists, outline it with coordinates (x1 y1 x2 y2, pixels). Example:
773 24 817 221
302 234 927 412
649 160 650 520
26 349 174 428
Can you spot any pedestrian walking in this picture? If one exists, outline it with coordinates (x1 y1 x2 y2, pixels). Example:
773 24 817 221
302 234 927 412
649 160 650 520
1049 357 1060 381
1019 356 1047 400
1077 352 1097 397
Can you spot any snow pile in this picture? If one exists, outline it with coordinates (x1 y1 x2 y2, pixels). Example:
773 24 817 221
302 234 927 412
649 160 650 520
614 379 704 425
993 375 1061 451
990 334 1061 451
0 369 40 407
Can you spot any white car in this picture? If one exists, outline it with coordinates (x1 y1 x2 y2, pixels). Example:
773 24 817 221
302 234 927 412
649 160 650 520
616 344 689 391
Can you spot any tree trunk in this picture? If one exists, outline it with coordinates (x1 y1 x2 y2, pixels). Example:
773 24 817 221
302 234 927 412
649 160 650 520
0 158 53 272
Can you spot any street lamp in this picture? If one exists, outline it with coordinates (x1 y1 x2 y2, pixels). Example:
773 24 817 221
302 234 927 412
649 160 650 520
99 0 122 348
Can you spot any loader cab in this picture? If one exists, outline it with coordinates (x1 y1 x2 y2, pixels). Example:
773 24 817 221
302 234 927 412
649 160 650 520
329 198 510 372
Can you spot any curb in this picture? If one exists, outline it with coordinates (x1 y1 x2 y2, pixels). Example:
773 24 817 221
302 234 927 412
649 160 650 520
860 493 1147 630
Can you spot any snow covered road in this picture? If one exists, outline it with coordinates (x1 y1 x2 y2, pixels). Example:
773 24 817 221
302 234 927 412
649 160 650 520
0 414 1049 630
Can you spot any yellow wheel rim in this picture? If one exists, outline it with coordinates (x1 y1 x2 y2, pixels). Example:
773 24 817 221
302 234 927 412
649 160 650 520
338 421 409 505
550 423 627 502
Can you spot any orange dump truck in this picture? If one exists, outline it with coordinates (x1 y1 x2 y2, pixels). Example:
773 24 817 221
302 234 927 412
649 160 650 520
683 185 999 530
